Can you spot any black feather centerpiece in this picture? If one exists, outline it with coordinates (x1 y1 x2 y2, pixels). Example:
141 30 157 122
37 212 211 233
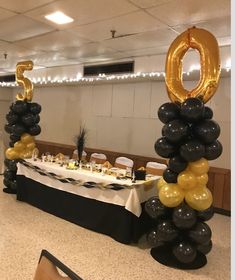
75 126 87 162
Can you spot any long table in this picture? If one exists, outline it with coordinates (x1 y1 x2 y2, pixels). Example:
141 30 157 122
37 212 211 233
16 159 159 244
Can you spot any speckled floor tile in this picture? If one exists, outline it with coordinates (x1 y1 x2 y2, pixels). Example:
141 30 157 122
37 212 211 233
0 176 230 280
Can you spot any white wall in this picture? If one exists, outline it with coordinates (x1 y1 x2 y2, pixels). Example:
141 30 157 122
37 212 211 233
12 76 230 169
0 88 14 172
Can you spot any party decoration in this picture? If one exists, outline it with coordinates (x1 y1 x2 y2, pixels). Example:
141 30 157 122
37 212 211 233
16 61 33 101
145 197 168 219
185 187 213 211
3 60 42 194
147 27 222 269
165 27 220 103
159 184 184 208
173 242 197 263
156 177 167 191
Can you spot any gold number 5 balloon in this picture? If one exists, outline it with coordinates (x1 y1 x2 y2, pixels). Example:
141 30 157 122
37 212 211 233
165 27 221 103
16 60 34 101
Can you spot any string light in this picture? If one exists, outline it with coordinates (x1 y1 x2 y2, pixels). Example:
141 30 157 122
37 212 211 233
0 67 231 88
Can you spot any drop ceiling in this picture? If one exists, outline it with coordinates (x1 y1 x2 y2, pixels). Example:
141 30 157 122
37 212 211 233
0 0 230 75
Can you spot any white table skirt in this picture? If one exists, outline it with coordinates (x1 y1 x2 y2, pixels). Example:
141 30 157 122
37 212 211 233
17 159 159 217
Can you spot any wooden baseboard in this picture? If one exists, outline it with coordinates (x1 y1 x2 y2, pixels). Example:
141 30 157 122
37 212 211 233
35 140 231 212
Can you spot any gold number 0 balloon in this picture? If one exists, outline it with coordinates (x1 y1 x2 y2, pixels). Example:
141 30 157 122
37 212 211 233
16 60 34 101
165 27 221 103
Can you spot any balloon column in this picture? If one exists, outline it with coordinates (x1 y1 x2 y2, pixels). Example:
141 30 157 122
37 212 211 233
3 61 41 194
146 27 222 269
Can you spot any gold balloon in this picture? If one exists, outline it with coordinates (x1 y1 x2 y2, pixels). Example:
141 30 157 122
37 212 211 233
5 148 19 160
157 177 167 191
14 141 26 152
26 142 36 150
159 183 184 207
165 27 221 103
185 186 213 211
16 60 34 101
196 173 209 187
23 150 33 159
188 158 209 175
177 170 197 190
21 133 35 144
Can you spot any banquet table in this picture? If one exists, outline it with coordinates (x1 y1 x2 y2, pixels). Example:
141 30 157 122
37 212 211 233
16 159 159 244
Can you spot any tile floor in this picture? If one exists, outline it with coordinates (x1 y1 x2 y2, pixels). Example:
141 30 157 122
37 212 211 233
0 177 231 280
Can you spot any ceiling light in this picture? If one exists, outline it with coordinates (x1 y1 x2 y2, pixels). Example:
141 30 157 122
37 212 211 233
45 11 74 24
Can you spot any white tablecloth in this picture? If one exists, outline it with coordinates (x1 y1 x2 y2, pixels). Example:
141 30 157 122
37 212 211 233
17 159 159 217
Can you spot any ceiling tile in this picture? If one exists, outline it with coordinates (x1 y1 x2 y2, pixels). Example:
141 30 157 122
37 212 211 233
102 28 177 51
0 0 55 13
0 41 38 58
25 0 138 29
0 6 16 20
173 16 231 42
16 30 91 52
59 43 120 60
0 15 55 42
129 0 173 9
120 45 169 57
69 10 167 42
147 0 230 27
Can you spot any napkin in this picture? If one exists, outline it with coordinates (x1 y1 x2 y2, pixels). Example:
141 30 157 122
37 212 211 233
103 161 113 169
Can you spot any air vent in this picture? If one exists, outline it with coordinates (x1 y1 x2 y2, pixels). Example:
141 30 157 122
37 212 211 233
0 74 15 82
84 61 134 76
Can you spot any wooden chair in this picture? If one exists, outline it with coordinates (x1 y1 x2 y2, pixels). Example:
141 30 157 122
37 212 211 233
146 161 167 176
114 157 134 170
33 250 83 280
90 153 107 164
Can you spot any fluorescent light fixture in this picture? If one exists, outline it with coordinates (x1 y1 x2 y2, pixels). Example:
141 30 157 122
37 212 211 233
45 11 74 24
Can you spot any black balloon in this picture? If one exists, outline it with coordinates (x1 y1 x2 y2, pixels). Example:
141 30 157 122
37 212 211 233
3 169 16 180
197 206 214 221
3 178 11 188
4 123 12 134
34 114 40 123
197 240 212 255
173 241 197 263
9 141 15 147
188 222 212 244
145 196 168 219
172 203 197 229
158 102 180 124
168 155 188 173
4 159 17 172
157 220 179 242
21 113 36 127
154 137 176 158
28 124 41 136
194 120 220 144
204 140 223 160
10 180 17 190
10 133 21 142
162 119 190 143
12 100 28 115
6 112 19 125
11 124 26 136
146 230 165 248
203 106 213 119
29 102 41 114
180 97 205 122
180 139 205 162
163 168 178 183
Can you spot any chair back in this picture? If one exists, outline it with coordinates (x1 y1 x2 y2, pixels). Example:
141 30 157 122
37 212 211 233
90 153 107 164
34 250 83 280
146 161 167 176
72 150 87 161
114 157 134 169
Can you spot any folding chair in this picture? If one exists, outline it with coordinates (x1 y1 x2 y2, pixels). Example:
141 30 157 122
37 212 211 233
33 250 83 280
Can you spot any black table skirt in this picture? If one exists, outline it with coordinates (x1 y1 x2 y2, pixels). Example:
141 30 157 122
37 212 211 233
16 175 154 244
